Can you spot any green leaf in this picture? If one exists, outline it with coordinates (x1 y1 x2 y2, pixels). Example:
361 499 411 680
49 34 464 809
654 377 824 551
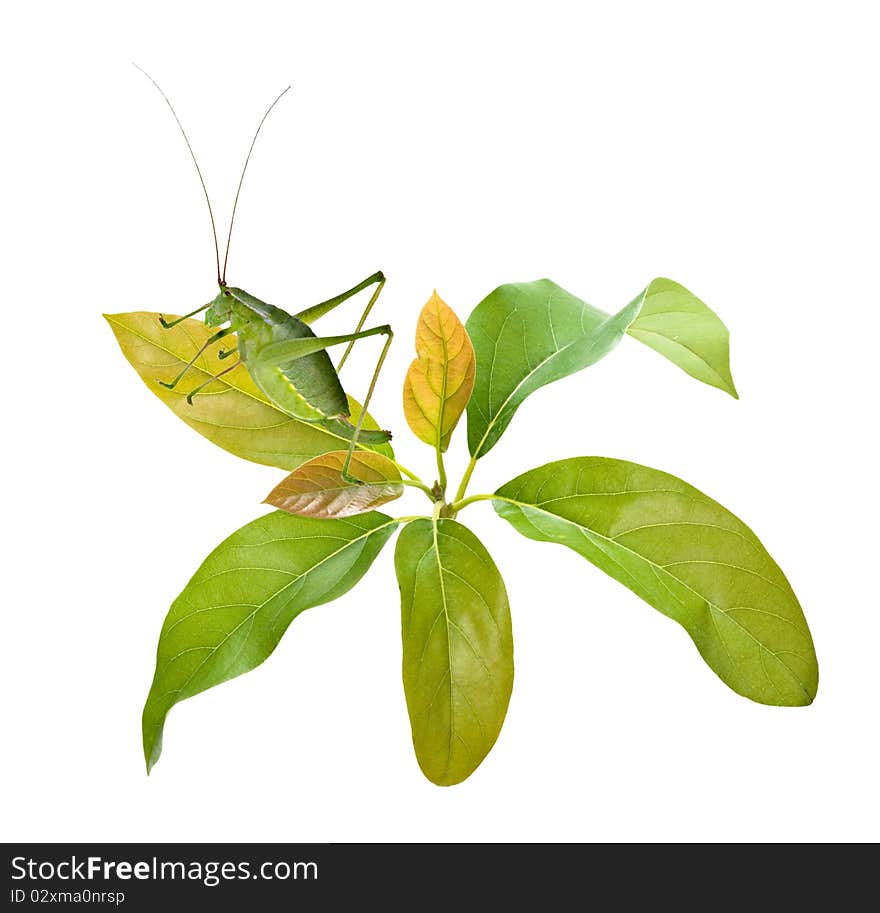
494 458 817 706
143 510 398 772
626 278 738 399
465 280 641 459
465 278 735 459
395 519 514 786
264 450 404 518
105 312 393 470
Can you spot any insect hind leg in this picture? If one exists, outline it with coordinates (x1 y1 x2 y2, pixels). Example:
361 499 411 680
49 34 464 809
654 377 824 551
336 273 385 373
254 323 395 485
341 326 394 485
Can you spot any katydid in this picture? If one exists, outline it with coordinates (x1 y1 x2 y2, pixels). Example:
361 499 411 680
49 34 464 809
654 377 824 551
136 68 393 481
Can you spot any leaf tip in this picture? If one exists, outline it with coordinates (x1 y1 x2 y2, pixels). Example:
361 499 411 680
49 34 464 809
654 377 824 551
718 375 739 400
144 740 159 775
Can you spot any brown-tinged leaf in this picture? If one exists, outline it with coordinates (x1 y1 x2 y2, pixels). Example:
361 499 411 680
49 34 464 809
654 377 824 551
403 291 475 452
264 450 404 518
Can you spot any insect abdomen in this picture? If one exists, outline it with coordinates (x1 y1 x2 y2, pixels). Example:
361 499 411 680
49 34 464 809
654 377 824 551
228 287 350 421
247 342 349 422
272 318 349 419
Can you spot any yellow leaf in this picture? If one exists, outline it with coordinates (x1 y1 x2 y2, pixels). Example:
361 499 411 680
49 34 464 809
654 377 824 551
402 291 475 452
264 451 403 518
104 312 392 470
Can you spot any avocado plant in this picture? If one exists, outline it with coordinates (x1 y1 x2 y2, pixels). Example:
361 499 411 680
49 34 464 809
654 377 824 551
106 277 817 785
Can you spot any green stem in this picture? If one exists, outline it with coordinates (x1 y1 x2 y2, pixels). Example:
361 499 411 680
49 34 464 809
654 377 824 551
394 514 427 523
435 446 447 494
453 455 479 504
389 460 435 500
449 492 497 512
400 478 437 498
392 459 422 481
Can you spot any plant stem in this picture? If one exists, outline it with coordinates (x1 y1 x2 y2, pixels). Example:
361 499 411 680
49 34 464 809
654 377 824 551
435 445 447 495
385 459 435 500
449 491 496 512
453 455 478 504
392 459 422 481
394 514 427 523
399 478 438 498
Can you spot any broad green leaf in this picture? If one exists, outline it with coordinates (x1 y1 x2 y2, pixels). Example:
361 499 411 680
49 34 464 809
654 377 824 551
105 312 393 470
494 458 817 706
403 291 475 452
465 278 735 459
143 510 398 771
395 519 513 786
626 278 738 399
264 450 404 518
465 281 642 459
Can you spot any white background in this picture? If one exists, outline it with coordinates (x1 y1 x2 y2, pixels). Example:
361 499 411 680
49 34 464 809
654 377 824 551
3 1 878 842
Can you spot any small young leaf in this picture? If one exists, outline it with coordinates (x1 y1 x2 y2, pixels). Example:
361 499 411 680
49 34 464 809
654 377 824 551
465 278 735 459
143 510 398 772
395 519 514 786
264 450 404 518
403 291 476 452
105 312 393 470
626 278 738 398
493 458 817 706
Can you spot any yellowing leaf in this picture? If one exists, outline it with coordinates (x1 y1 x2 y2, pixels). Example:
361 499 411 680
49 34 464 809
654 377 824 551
264 450 404 518
403 291 475 452
104 312 393 470
396 519 513 785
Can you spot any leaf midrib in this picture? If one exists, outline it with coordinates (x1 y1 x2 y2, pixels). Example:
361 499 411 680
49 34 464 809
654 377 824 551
432 517 456 782
437 307 450 448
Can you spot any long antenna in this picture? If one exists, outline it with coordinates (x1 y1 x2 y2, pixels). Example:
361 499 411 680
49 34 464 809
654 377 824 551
221 85 292 283
133 64 222 284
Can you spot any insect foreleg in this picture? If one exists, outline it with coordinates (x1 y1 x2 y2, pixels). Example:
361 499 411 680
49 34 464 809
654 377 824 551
159 302 212 328
184 359 242 405
159 326 236 390
341 327 394 484
294 271 384 325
